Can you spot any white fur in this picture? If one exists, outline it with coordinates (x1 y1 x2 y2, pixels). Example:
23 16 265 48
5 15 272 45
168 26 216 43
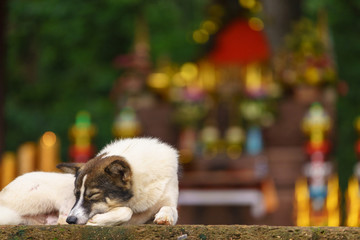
0 206 22 225
0 172 75 225
90 137 179 225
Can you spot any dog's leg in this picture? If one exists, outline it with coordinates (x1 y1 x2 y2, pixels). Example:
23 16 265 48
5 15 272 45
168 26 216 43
154 177 179 225
86 207 133 226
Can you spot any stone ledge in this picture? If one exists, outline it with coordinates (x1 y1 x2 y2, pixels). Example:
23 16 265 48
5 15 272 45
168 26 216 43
0 225 359 240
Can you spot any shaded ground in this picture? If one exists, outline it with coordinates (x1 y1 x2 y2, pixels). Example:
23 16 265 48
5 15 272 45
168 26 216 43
0 225 359 240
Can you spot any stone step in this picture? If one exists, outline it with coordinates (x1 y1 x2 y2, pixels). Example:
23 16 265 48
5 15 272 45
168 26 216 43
0 225 358 239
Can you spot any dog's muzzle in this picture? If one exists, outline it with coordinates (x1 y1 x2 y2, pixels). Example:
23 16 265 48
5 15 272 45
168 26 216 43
66 216 78 224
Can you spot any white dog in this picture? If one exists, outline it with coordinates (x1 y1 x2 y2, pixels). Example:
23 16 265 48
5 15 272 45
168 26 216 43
0 137 179 226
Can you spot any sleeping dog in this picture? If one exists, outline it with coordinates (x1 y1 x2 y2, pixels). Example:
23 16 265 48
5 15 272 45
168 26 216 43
0 137 179 226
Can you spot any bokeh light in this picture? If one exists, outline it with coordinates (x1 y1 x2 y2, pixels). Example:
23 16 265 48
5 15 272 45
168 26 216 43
249 17 264 31
193 29 209 44
41 131 57 147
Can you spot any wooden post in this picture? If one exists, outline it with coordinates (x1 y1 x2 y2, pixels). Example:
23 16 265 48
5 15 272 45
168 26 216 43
17 142 37 175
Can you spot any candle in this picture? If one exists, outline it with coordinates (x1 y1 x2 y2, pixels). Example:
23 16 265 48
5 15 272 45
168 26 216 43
38 131 59 172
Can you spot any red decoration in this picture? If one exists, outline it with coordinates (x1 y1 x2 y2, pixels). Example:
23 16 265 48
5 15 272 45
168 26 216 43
209 19 270 65
305 141 330 155
69 145 95 163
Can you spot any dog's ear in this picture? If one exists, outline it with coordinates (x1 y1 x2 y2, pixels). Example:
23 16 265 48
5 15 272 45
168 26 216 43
104 159 132 184
56 162 84 174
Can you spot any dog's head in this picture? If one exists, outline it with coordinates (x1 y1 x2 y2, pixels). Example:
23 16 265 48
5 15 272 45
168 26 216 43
57 154 133 225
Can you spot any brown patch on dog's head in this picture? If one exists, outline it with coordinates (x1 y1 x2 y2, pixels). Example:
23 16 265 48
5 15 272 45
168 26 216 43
77 154 132 193
104 158 132 187
61 154 134 224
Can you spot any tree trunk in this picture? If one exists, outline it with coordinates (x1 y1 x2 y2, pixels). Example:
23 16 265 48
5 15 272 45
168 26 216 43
261 0 303 53
0 0 7 154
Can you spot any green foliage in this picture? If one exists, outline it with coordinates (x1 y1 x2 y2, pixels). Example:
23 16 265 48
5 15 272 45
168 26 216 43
329 1 360 191
145 0 207 63
5 0 207 158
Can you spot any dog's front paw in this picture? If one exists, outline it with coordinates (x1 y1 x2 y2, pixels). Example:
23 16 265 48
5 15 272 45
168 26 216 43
154 206 178 225
87 207 133 226
87 213 123 226
86 214 109 226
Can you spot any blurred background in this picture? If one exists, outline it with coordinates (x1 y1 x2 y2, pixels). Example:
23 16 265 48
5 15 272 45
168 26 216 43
1 0 360 226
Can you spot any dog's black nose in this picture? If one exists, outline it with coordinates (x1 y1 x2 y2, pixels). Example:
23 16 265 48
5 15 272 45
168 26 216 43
66 216 78 224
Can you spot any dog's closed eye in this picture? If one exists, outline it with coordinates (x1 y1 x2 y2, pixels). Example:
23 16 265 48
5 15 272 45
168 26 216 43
87 192 102 201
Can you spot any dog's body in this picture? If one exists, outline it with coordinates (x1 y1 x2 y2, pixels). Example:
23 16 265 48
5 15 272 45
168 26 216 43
0 172 75 225
0 137 179 226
